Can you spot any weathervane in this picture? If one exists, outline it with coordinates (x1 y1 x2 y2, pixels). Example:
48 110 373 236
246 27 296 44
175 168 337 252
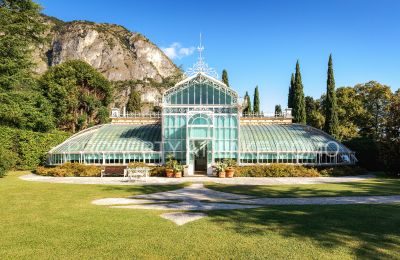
185 33 218 78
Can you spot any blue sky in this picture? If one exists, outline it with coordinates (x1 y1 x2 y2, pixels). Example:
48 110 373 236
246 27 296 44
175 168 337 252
36 0 400 112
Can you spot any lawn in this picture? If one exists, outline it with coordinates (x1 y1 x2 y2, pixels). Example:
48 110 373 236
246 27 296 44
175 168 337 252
1 172 399 259
206 178 400 198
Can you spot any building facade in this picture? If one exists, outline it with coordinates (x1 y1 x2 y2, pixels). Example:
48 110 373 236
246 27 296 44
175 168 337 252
47 47 356 175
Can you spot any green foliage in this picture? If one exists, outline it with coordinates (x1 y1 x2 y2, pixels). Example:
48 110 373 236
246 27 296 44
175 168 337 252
223 159 237 168
344 137 382 171
336 87 364 141
305 96 325 129
235 164 320 177
0 91 55 132
288 73 295 108
39 60 113 133
380 90 400 176
0 126 70 170
274 105 282 117
253 85 260 114
0 147 17 177
221 69 229 87
242 91 252 115
317 166 367 176
355 81 392 139
215 161 227 173
0 0 47 90
35 163 101 177
324 54 339 137
126 88 141 113
292 61 306 124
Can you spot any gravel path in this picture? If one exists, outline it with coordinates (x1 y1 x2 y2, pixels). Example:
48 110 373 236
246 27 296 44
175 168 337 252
91 183 400 225
20 173 376 186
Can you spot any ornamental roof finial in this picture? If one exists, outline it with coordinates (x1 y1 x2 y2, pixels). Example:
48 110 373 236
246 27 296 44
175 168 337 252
185 33 218 79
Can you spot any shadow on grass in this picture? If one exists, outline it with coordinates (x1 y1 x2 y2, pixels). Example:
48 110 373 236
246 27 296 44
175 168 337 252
99 183 188 196
208 204 400 258
206 179 400 198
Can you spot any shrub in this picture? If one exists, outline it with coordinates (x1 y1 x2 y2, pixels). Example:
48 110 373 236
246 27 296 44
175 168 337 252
317 166 367 177
150 166 166 177
35 163 101 177
234 164 320 177
0 147 17 178
0 126 70 170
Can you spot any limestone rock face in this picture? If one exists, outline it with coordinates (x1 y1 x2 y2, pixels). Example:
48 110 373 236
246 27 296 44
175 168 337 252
33 18 182 110
47 22 180 82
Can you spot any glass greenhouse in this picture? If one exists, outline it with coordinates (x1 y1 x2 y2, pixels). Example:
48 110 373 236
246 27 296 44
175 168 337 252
48 45 356 175
48 71 356 175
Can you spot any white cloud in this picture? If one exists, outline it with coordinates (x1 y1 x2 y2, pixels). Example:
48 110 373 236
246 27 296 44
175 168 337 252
162 42 195 60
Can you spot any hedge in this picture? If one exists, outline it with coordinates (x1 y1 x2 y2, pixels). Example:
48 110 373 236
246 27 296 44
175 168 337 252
234 164 367 177
0 126 70 170
36 163 101 177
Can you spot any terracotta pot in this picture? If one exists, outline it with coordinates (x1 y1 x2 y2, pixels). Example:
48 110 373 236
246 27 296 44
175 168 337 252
175 171 182 178
226 167 235 178
218 171 226 178
166 168 174 178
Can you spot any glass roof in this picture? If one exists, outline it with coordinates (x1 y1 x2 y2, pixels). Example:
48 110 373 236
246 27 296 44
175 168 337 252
240 124 352 153
50 123 351 154
50 124 161 153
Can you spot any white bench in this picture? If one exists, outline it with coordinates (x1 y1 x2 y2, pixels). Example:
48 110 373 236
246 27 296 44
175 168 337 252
124 167 150 182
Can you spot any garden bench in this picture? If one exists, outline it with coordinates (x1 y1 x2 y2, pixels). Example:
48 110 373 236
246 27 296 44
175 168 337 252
124 167 150 182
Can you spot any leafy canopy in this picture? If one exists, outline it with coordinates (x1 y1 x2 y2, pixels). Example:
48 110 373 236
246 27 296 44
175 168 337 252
40 60 112 132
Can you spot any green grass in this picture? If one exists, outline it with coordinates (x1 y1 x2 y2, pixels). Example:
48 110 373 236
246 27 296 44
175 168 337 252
205 178 400 198
1 171 399 259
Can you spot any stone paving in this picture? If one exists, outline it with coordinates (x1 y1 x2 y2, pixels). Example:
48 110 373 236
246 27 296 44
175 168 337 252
20 173 376 186
92 183 400 225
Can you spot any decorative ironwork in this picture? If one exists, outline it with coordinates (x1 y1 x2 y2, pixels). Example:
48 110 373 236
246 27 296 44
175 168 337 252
185 34 219 79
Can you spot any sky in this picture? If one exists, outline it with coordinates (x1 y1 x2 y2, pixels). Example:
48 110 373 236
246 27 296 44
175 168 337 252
36 0 400 112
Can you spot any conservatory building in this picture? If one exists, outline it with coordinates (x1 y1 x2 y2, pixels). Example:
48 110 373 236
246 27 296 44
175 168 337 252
48 52 356 175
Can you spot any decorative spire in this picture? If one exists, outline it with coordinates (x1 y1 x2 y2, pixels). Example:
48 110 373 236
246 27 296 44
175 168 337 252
185 33 218 78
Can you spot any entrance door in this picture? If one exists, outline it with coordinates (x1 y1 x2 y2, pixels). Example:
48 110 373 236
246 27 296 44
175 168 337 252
194 140 207 174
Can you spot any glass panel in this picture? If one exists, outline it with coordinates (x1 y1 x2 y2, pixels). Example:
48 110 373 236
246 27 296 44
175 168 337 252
189 85 195 104
183 88 188 104
201 84 207 104
195 85 201 104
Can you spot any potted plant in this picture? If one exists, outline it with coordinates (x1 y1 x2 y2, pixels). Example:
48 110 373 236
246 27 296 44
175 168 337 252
174 164 183 178
224 159 237 178
165 154 176 178
215 161 227 178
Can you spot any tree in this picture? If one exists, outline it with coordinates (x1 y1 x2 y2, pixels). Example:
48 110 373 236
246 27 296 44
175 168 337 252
253 86 260 114
127 88 141 113
288 73 295 108
336 87 364 141
242 91 252 115
0 90 55 132
221 69 229 87
40 60 112 133
274 105 282 117
324 54 339 137
380 90 400 175
0 0 47 90
305 96 325 129
355 81 392 139
292 61 306 124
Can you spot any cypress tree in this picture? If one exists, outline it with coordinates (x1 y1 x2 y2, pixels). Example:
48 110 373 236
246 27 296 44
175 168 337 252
288 73 295 108
127 88 141 113
324 54 339 137
293 60 306 124
253 86 260 114
243 91 252 115
275 104 282 117
221 69 229 87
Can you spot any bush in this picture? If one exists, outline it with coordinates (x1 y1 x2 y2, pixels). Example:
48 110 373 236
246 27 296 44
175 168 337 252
150 166 166 177
0 126 70 170
35 163 101 177
317 166 367 176
0 147 17 178
344 137 383 171
234 164 320 177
